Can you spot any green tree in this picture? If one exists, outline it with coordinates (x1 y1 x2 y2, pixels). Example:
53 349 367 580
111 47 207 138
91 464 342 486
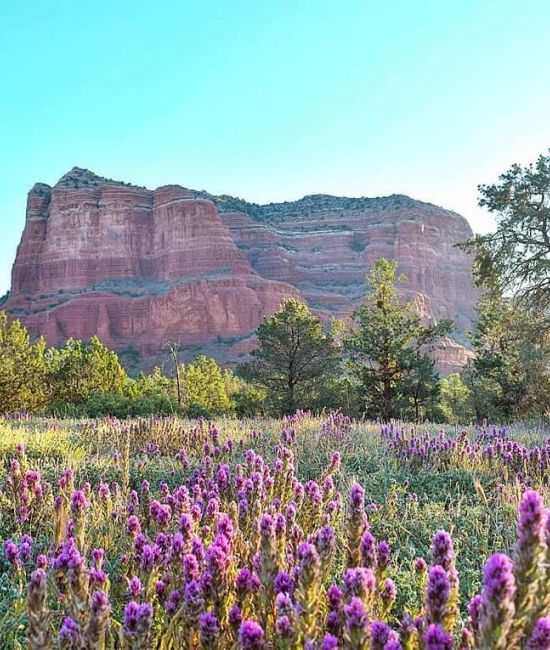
49 336 127 408
439 373 474 424
239 298 339 415
0 311 48 413
461 150 550 313
403 353 441 422
344 259 452 420
126 367 176 401
181 355 232 415
462 289 550 421
229 377 267 417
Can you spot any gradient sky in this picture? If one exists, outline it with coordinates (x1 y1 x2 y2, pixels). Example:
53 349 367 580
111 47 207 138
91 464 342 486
2 0 550 294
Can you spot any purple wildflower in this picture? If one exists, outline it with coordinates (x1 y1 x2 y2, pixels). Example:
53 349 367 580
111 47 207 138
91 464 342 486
123 601 153 642
4 540 19 566
321 634 339 650
239 620 265 649
423 624 453 650
425 566 450 626
478 553 516 646
275 615 294 639
527 617 550 650
274 571 294 595
229 604 243 629
59 616 81 644
199 611 219 647
343 567 376 600
128 576 142 598
344 597 368 639
370 620 391 648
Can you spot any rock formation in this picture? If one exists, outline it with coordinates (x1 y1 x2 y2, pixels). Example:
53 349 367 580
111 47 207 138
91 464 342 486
5 167 478 372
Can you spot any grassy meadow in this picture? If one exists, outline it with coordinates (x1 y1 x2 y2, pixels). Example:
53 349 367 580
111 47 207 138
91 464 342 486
1 413 550 648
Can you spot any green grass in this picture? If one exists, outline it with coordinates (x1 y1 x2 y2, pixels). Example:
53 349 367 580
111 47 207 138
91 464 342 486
0 414 547 645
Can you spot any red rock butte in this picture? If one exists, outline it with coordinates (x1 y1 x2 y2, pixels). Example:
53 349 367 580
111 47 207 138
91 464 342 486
5 167 478 372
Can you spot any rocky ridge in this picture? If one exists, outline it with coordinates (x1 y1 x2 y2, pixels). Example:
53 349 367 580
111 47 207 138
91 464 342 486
6 167 478 372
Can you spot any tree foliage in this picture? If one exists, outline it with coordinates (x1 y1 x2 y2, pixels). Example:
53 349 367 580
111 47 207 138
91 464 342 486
239 298 339 415
461 150 550 313
49 336 127 408
0 312 48 413
439 373 474 424
462 289 550 421
344 259 453 420
180 355 232 415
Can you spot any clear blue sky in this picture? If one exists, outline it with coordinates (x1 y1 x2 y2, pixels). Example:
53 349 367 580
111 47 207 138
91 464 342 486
2 0 550 294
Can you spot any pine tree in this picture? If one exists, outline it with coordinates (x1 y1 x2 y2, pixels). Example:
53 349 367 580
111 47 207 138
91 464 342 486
462 289 550 421
240 298 339 415
344 259 452 420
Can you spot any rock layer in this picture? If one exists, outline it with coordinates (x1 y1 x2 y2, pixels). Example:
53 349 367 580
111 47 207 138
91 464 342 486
6 167 478 371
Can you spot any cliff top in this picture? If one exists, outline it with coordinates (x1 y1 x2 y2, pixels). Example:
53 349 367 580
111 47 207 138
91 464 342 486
31 167 146 192
192 190 459 222
32 167 464 223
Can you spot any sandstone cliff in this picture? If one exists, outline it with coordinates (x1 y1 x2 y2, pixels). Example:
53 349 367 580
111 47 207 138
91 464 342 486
6 167 478 371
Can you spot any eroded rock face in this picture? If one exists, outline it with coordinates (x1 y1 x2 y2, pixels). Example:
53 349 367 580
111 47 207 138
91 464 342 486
6 167 478 371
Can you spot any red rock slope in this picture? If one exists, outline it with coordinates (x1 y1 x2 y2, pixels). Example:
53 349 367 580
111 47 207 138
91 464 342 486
6 168 478 371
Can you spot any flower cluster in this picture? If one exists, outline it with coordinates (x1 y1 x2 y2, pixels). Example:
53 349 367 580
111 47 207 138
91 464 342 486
381 424 550 486
320 412 353 438
1 423 549 648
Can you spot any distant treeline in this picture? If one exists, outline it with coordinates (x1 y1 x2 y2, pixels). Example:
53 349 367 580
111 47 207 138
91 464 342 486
0 259 548 423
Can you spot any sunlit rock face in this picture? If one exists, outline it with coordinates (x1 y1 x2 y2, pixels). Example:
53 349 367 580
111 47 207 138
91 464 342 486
6 167 477 372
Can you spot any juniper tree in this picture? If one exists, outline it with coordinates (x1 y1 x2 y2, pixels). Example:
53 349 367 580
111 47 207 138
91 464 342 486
461 150 550 315
0 311 48 413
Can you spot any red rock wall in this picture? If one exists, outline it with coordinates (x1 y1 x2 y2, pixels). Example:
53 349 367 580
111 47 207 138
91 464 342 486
6 169 478 372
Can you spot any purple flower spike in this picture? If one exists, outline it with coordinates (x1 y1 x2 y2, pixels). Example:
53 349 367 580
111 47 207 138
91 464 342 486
322 634 339 649
126 515 141 537
199 611 220 647
423 624 453 650
229 604 243 629
384 640 403 650
424 566 450 625
431 531 454 570
370 620 391 648
3 540 19 566
343 567 376 600
527 617 550 650
518 490 546 544
123 601 153 642
274 571 294 595
467 594 482 632
128 576 142 598
482 553 516 603
239 620 265 649
59 616 81 643
360 531 377 568
327 584 343 608
344 596 368 633
377 540 391 570
91 590 110 616
478 553 516 646
317 525 336 560
349 482 365 510
275 615 294 639
70 490 87 515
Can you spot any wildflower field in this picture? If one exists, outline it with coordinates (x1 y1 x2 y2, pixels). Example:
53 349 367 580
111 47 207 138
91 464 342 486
1 413 550 649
